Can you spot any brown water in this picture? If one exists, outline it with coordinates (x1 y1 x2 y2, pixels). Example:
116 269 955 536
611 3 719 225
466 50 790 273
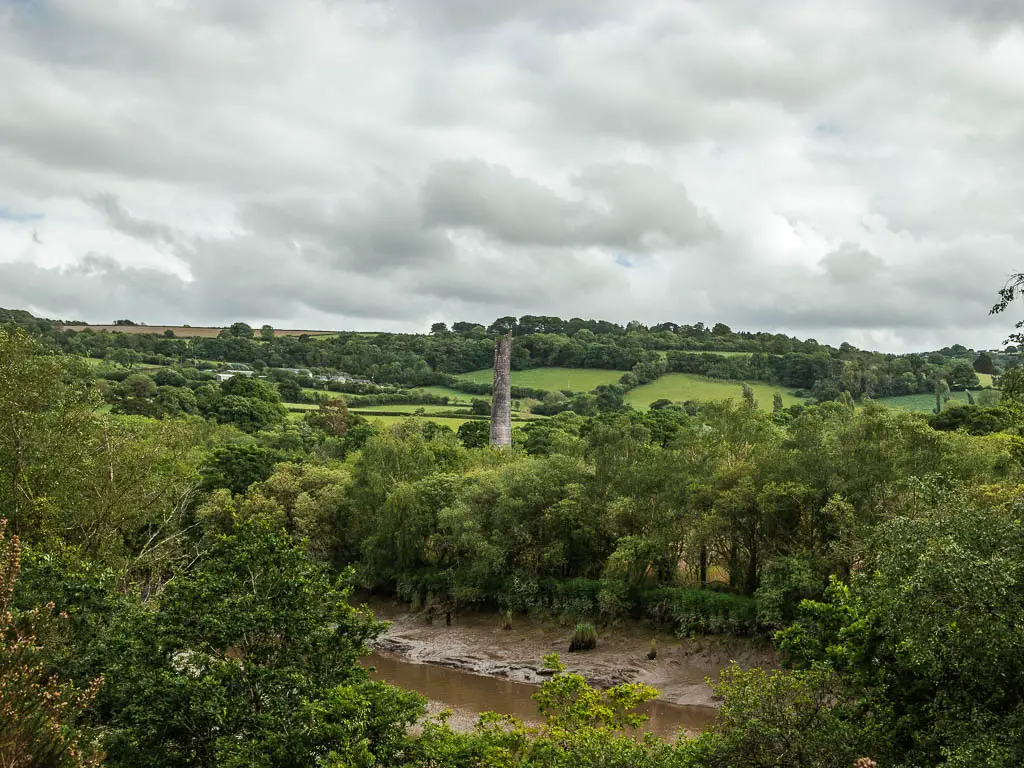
364 651 716 741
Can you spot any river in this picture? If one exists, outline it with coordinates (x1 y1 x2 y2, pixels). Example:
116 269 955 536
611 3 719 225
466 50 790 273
360 600 777 741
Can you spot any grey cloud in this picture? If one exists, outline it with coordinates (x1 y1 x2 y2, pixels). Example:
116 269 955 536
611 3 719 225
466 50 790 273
423 159 716 251
821 243 886 283
379 0 623 34
239 193 454 274
1 0 1022 351
89 193 176 245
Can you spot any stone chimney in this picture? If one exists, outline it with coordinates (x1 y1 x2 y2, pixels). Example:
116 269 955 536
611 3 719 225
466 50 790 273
489 331 512 448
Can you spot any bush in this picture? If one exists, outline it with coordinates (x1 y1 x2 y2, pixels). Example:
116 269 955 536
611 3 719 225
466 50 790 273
569 622 598 652
644 587 759 637
755 555 825 631
552 579 601 622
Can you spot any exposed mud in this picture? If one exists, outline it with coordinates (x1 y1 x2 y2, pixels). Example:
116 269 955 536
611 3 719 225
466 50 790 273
365 599 778 711
365 650 718 739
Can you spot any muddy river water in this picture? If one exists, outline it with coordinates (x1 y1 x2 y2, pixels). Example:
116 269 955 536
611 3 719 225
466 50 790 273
361 600 777 740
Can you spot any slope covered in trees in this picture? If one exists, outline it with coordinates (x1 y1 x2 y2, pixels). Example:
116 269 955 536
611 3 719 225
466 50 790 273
5 308 1010 405
4 306 1024 766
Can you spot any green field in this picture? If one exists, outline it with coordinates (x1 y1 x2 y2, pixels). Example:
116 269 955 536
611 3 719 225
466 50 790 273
410 385 479 403
625 374 807 410
350 404 470 414
76 356 167 370
656 350 753 358
457 367 623 392
876 391 982 412
356 414 473 429
977 373 995 388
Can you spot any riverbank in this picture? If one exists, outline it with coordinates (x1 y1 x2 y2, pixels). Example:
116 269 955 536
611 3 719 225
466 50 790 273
365 598 777 715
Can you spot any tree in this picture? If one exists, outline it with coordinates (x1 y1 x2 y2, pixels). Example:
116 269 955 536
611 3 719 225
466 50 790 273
947 360 980 390
934 378 951 413
470 398 490 416
260 324 274 341
974 351 999 375
110 374 161 417
682 665 865 768
228 322 254 339
996 366 1024 403
0 329 99 536
220 375 282 404
101 518 423 766
108 348 139 369
153 368 187 388
1 519 103 766
991 272 1024 345
776 488 1024 767
457 420 490 448
430 322 449 336
487 316 518 336
275 377 302 403
594 384 626 413
200 444 279 495
304 398 351 437
209 395 287 434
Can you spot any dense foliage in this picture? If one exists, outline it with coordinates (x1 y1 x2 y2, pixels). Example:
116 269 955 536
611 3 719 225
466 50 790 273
5 309 1024 767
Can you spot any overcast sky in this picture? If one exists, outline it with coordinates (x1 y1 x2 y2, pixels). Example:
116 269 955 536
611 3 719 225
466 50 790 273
1 0 1022 352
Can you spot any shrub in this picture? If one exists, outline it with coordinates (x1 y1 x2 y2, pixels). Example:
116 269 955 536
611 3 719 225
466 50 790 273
552 579 601 623
755 555 825 631
569 622 597 652
643 587 759 636
0 520 103 767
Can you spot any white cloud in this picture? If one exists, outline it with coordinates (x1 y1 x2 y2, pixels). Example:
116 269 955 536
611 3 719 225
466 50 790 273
0 0 1021 351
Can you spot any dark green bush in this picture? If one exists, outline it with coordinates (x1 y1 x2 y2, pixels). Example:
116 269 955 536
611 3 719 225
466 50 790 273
569 622 598 651
643 587 758 637
552 579 601 622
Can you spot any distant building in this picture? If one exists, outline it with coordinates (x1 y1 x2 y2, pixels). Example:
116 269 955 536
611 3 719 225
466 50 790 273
314 372 366 383
214 370 256 382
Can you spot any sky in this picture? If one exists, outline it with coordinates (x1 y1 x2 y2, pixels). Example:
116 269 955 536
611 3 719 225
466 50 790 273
1 0 1022 352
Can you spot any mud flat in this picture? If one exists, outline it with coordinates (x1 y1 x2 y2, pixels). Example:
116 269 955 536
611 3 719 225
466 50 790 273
362 599 777 738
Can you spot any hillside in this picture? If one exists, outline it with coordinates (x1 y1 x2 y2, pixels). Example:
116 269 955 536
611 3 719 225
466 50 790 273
1 308 1009 416
625 374 808 411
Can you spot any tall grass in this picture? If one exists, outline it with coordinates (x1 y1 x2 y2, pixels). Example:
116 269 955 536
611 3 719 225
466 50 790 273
569 622 598 652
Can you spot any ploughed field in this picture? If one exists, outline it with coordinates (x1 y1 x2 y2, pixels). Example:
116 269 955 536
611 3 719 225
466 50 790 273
60 324 336 338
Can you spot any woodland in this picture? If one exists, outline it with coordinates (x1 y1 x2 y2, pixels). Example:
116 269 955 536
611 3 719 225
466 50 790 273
3 302 1024 767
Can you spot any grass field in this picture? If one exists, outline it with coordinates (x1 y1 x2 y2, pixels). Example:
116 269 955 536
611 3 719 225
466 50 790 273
355 414 473 429
625 374 807 410
350 404 470 414
287 409 474 429
457 367 624 392
411 385 479 403
876 391 982 412
656 350 753 358
977 372 995 387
